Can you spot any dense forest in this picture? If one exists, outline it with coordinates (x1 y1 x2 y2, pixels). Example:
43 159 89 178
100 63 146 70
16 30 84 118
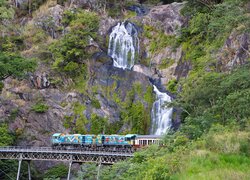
0 0 249 179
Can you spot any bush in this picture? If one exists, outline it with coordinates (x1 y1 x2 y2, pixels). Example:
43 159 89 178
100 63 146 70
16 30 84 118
0 81 3 92
166 79 178 94
31 103 49 113
0 52 36 81
49 10 99 76
90 114 108 134
91 98 101 109
0 123 14 146
43 164 68 179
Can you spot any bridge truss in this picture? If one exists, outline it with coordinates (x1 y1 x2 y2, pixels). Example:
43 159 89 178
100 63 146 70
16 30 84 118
0 146 133 180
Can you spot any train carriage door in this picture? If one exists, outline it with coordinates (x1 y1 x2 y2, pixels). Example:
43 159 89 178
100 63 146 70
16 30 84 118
82 136 85 144
102 135 105 144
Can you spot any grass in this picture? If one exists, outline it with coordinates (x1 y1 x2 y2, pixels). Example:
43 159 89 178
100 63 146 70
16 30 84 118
173 153 250 180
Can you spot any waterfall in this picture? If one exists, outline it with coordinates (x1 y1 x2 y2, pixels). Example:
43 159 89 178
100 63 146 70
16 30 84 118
108 22 139 69
150 85 173 135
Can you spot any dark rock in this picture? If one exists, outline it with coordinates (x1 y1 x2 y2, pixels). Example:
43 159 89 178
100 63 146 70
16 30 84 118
174 58 192 80
127 5 149 16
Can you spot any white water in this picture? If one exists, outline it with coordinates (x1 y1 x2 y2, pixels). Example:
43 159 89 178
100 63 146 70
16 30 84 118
108 22 139 69
150 85 173 135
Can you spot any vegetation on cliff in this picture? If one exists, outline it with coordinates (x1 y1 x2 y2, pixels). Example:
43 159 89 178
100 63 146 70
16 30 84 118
0 0 249 179
91 0 250 179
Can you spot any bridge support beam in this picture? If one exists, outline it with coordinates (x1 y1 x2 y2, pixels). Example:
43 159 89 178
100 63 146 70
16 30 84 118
27 161 31 180
67 161 72 180
97 157 102 180
67 155 73 180
16 159 22 180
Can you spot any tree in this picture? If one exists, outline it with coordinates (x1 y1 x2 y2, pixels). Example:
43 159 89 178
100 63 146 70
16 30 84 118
49 10 99 76
0 0 15 37
0 52 36 81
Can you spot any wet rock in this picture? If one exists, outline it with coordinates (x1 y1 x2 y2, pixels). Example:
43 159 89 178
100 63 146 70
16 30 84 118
88 55 152 124
127 5 149 16
133 64 153 77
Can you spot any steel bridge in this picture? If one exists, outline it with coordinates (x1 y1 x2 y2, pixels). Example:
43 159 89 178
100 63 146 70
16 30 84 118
0 146 133 180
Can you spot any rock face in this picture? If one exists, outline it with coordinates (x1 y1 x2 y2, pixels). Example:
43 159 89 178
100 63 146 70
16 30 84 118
217 32 250 71
145 2 185 35
133 64 153 77
136 2 186 86
34 4 64 38
88 54 152 123
29 72 50 89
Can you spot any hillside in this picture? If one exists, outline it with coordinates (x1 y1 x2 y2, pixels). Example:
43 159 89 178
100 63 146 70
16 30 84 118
0 0 249 179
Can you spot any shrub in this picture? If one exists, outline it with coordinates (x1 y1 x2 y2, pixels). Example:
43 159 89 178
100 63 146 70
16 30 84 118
0 52 36 81
31 103 49 113
91 98 101 109
49 10 99 76
0 81 3 92
43 164 68 179
166 79 178 94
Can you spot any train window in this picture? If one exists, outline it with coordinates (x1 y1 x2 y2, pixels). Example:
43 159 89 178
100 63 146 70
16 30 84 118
148 140 152 145
143 140 147 145
139 140 142 145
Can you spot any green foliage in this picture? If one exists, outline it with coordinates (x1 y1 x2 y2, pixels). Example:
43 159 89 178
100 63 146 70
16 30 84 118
0 123 14 146
166 79 178 94
177 66 250 139
178 0 249 72
90 114 108 134
64 102 87 134
119 83 154 134
43 164 68 179
159 58 175 69
49 10 99 76
100 128 250 180
144 86 155 105
31 102 49 113
0 52 36 81
121 101 151 134
0 0 14 21
146 25 176 54
22 24 48 46
75 163 98 180
0 81 3 92
91 98 101 109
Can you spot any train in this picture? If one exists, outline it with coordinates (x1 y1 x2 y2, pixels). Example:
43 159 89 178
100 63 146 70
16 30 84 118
51 133 161 152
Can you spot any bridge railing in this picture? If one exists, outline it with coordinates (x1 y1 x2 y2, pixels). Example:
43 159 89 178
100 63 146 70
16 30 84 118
0 146 134 156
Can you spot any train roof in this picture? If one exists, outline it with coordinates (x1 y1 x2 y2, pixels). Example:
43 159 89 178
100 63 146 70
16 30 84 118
136 135 162 139
125 134 137 138
52 133 61 136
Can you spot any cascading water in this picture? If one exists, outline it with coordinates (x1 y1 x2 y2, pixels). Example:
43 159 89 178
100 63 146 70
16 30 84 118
108 22 139 69
108 21 172 135
150 85 173 135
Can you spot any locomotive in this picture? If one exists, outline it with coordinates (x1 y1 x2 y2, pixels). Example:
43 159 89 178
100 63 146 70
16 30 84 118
51 133 161 152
